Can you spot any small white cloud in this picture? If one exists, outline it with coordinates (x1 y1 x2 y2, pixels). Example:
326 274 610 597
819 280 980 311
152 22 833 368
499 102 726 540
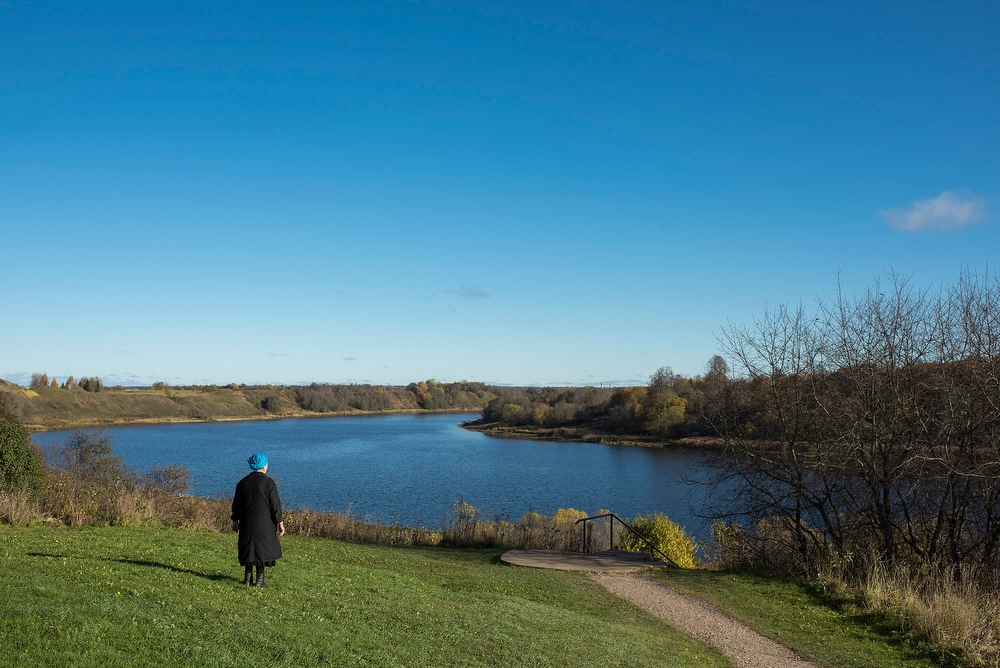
445 285 490 299
880 190 989 232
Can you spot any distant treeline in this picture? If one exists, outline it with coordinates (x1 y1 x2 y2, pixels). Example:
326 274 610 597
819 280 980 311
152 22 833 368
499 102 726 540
471 361 726 440
30 374 105 392
9 370 727 437
295 380 494 413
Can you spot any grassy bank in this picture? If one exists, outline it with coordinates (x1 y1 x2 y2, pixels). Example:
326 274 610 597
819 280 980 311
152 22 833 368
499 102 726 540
1 525 726 667
655 569 941 668
0 382 488 432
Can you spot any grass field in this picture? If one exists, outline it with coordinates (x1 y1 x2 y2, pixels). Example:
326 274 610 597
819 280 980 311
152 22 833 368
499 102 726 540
655 569 942 668
0 525 727 667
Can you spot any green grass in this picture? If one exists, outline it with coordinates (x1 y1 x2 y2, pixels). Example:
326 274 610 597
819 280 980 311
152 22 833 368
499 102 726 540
653 569 942 668
0 526 727 667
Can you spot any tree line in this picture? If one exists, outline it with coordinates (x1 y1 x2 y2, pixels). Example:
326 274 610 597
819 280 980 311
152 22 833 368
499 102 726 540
709 269 1000 577
29 374 104 392
473 364 726 440
295 380 494 413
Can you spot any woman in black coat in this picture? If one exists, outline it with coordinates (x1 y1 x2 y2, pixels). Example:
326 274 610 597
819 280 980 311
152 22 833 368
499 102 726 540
231 452 285 587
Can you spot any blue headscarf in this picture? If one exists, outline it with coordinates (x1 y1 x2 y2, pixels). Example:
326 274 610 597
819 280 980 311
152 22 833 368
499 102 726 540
248 452 268 471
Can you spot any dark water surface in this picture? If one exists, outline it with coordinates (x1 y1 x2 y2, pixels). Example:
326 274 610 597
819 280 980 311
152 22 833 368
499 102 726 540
32 413 719 539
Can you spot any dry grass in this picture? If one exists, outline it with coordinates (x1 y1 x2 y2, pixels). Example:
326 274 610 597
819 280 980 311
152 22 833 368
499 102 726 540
0 492 45 525
283 501 587 551
855 564 1000 666
439 502 587 550
286 507 442 546
711 519 1000 666
8 465 591 554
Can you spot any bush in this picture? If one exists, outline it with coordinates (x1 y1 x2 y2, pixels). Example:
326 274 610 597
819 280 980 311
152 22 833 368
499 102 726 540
62 430 124 482
260 395 282 413
143 465 191 494
0 415 45 495
620 512 700 568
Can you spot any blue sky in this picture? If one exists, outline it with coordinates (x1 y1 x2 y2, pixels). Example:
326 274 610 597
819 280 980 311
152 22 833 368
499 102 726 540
2 1 998 387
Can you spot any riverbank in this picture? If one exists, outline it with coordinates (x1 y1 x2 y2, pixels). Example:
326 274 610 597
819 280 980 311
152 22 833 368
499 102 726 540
462 419 725 449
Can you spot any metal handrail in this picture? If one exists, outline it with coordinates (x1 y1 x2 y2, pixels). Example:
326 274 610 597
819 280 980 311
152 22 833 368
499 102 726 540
575 512 680 568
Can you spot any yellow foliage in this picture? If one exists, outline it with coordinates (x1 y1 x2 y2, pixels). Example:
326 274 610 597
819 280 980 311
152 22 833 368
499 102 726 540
621 512 700 568
552 508 587 530
531 404 554 426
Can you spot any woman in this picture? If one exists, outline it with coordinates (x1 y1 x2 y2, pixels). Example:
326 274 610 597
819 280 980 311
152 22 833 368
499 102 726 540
231 452 285 587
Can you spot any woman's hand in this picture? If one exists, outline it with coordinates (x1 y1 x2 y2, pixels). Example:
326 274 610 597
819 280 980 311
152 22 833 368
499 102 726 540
277 521 286 536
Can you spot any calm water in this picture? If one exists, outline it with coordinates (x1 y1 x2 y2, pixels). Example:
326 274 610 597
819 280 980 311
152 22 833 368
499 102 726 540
32 413 719 539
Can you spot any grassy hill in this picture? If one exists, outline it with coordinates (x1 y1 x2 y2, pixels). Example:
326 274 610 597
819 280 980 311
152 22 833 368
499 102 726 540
2 385 266 430
0 382 495 432
0 525 726 667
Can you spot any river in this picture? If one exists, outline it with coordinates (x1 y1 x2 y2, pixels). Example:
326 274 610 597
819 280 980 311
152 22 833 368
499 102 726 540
31 413 721 540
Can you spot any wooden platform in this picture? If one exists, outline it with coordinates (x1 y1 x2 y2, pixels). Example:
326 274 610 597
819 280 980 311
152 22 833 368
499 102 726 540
500 549 669 573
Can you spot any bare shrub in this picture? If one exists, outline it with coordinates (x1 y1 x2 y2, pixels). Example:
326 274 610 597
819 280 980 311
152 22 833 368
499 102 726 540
143 465 191 494
151 492 231 531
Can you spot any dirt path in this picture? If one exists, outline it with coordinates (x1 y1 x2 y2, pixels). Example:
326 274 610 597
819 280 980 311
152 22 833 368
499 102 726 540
591 572 818 668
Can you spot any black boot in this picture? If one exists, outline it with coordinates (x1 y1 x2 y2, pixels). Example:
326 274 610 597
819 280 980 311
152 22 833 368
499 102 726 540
243 565 253 586
254 564 267 588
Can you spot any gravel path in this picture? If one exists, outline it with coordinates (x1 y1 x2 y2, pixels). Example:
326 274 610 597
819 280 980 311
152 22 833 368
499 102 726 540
591 572 818 668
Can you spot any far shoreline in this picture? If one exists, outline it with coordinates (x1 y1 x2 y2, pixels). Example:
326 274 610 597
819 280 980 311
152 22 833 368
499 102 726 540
460 420 725 450
26 408 485 434
28 410 725 451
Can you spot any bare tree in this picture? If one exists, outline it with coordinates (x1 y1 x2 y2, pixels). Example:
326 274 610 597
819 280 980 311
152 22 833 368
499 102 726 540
711 269 1000 576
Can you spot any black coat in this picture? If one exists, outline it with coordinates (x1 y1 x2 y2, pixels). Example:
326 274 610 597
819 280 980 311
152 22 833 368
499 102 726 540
231 471 283 565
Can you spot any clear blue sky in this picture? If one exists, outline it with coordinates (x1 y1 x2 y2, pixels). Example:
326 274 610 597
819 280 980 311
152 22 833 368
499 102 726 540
3 1 998 387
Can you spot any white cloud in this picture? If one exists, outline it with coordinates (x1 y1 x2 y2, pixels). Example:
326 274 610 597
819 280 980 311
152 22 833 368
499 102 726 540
880 190 989 232
445 285 490 299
